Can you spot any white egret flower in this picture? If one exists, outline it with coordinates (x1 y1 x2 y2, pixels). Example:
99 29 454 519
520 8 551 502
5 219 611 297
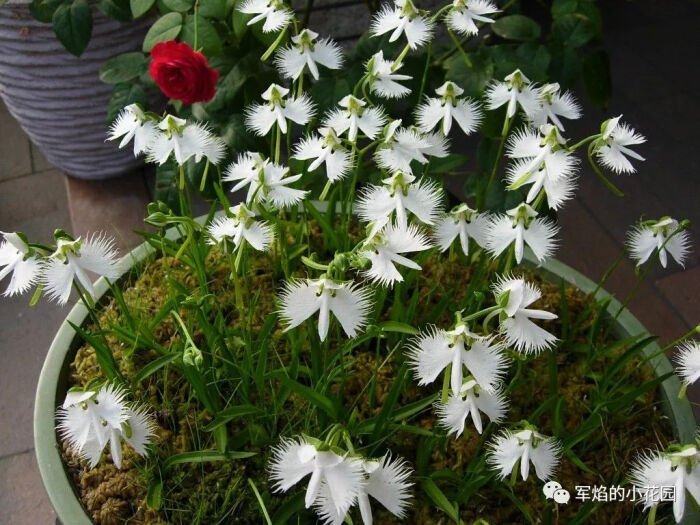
675 341 700 386
245 84 315 136
436 378 508 436
42 234 121 304
293 127 352 182
206 204 274 252
485 69 539 119
530 83 581 131
370 0 432 50
416 81 483 136
275 29 343 81
239 0 293 32
433 204 490 256
627 217 691 268
407 323 508 395
446 0 499 36
323 95 386 142
593 115 646 174
486 203 559 264
366 51 412 99
269 437 364 516
223 152 308 208
107 103 159 156
57 385 155 469
487 426 561 481
359 223 432 286
147 115 225 166
505 126 578 210
375 120 449 174
279 278 372 341
0 232 42 296
492 276 558 354
357 171 444 234
629 445 700 523
316 453 413 525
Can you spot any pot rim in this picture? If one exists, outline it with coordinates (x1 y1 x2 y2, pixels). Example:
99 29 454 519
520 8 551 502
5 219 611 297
33 211 698 524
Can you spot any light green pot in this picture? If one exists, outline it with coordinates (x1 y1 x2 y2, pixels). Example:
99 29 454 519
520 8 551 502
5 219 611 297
34 230 698 524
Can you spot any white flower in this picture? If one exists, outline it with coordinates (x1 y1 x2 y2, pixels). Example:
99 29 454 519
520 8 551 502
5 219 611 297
485 69 539 120
486 203 559 264
416 81 483 136
374 120 450 174
488 426 561 481
675 341 700 385
42 234 121 304
357 171 444 234
323 95 387 142
148 115 226 166
316 453 413 525
239 0 293 32
275 29 343 81
627 217 691 268
206 204 274 252
293 127 352 183
0 232 42 296
492 276 558 354
245 84 315 136
359 223 432 286
407 323 508 395
279 278 372 341
436 378 508 436
446 0 499 36
269 438 364 517
366 51 412 99
629 446 700 523
433 204 490 256
505 126 578 210
529 83 581 131
57 385 155 469
223 152 308 208
594 115 646 174
370 0 432 50
107 103 159 156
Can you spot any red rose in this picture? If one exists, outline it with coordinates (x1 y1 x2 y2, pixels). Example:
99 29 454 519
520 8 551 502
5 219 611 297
149 41 219 105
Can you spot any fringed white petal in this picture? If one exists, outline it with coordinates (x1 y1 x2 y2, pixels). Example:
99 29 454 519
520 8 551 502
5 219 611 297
522 218 559 262
123 407 156 456
406 327 454 385
675 341 700 384
269 438 316 492
327 284 373 338
501 314 557 354
245 103 278 136
279 280 322 331
77 234 121 279
364 454 413 518
42 258 76 305
529 438 561 481
487 431 525 479
462 338 509 392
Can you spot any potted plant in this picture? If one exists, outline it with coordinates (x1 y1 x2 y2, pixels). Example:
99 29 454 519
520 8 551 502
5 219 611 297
2 1 696 523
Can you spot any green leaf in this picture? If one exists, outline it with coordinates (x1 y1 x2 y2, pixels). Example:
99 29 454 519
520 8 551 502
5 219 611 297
551 13 598 48
146 478 163 510
67 321 121 382
303 201 339 251
181 13 223 56
491 14 541 42
100 52 147 84
232 0 251 40
106 83 147 124
96 0 132 22
52 0 93 57
29 0 64 24
378 321 419 335
551 0 578 18
199 0 227 19
154 163 180 213
271 371 339 419
162 0 193 12
202 404 262 432
421 478 460 522
163 450 256 470
429 153 467 174
248 479 273 525
130 0 155 17
134 353 180 383
143 12 183 52
582 50 611 108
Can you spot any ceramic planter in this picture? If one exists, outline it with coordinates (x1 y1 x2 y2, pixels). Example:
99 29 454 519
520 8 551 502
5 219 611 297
34 224 698 524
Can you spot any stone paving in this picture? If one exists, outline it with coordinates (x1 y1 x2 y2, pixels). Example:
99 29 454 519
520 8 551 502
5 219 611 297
0 1 698 523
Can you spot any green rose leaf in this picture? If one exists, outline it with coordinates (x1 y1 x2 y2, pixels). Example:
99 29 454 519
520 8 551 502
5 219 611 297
142 12 183 52
551 13 598 48
130 0 155 18
99 52 147 84
162 0 193 13
181 14 223 56
491 14 541 42
96 0 132 22
29 0 64 23
52 0 93 57
199 0 227 19
106 82 147 124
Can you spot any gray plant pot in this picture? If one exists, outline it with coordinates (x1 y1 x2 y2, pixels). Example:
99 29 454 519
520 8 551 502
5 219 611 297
0 5 149 179
33 215 698 523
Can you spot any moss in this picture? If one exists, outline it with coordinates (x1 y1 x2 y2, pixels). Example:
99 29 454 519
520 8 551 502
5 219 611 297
60 247 673 524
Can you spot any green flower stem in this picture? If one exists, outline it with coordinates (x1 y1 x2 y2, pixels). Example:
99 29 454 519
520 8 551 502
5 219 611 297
318 180 333 201
567 134 599 151
417 41 432 103
275 124 282 164
441 364 451 403
199 159 211 192
392 44 411 72
261 28 288 62
663 325 700 353
448 29 472 68
481 114 511 209
587 142 624 197
429 4 452 23
463 304 501 322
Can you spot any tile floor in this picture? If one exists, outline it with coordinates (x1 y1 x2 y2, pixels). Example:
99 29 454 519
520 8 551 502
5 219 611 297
0 0 698 523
